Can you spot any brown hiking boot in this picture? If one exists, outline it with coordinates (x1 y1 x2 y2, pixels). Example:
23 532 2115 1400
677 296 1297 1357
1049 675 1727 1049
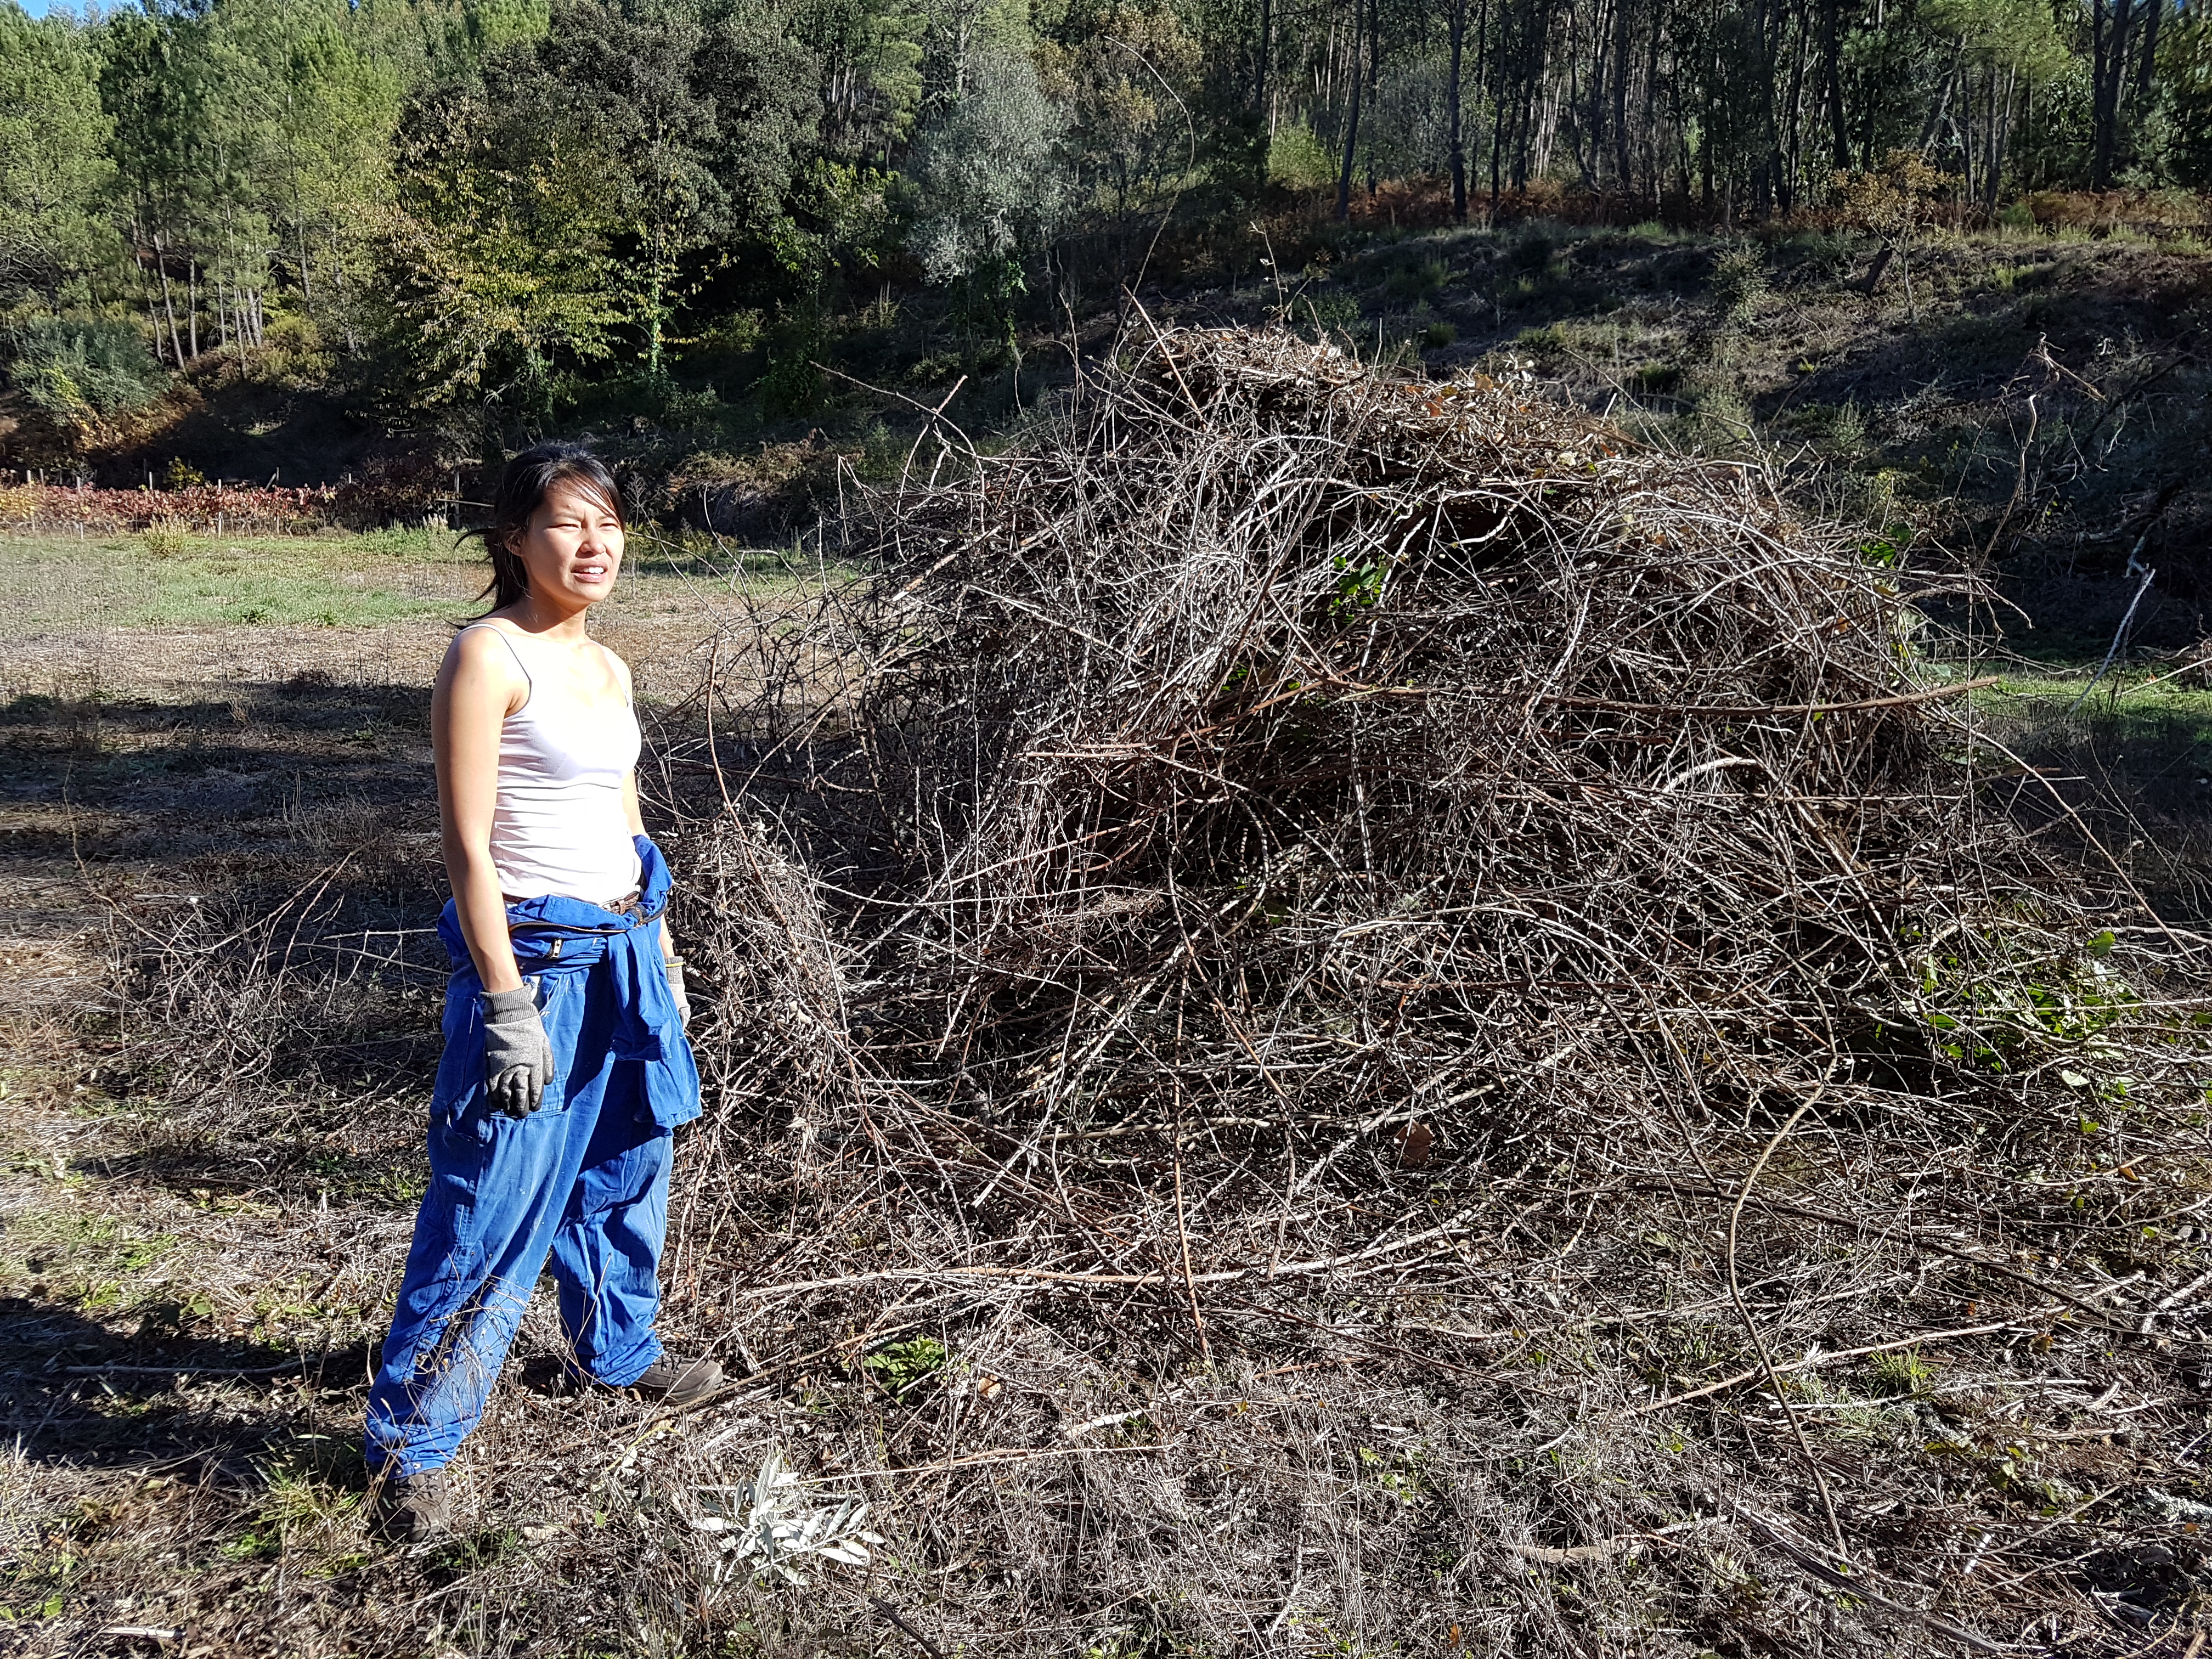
374 1464 455 1543
623 1354 724 1406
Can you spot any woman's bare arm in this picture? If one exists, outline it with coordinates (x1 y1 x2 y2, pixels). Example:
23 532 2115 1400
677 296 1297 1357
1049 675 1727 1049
432 629 529 993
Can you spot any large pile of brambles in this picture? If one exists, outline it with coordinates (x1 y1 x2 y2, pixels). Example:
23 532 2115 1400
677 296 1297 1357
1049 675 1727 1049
658 328 2208 1656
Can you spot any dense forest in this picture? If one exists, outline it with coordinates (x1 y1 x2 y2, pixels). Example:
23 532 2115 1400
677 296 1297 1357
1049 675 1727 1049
0 0 2208 462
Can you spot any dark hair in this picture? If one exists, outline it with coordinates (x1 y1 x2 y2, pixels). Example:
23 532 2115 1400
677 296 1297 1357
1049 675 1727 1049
467 442 627 612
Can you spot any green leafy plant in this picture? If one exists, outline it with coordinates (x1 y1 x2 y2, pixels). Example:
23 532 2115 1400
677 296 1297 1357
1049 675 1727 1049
1385 257 1449 303
1266 122 1335 191
864 1334 948 1397
1329 552 1384 614
1511 230 1555 271
1355 1444 1427 1506
140 520 191 558
1901 928 2140 1077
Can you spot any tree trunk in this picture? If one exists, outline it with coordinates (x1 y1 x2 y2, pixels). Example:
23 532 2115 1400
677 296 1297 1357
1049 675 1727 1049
1364 0 1381 197
2091 0 2137 190
1449 0 1470 218
1860 47 1876 167
1988 65 2015 211
330 222 359 356
1751 0 1779 217
1612 0 1633 203
1257 0 1273 172
153 228 184 370
1645 13 1663 206
129 212 151 362
1490 8 1508 217
187 260 200 361
1821 0 1849 170
1335 0 1364 219
1699 74 1714 216
1956 85 1974 206
1514 33 1537 190
1917 42 1962 155
1779 0 1809 212
1589 0 1609 193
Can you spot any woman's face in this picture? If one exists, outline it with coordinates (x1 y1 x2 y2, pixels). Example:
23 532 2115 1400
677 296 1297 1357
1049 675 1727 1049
511 479 624 612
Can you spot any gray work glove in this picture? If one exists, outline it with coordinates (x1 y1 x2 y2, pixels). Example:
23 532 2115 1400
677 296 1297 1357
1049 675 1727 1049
480 985 552 1118
663 956 691 1029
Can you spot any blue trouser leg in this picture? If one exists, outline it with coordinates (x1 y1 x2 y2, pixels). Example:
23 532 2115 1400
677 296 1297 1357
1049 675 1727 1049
364 964 673 1475
548 1080 670 1387
363 1105 594 1475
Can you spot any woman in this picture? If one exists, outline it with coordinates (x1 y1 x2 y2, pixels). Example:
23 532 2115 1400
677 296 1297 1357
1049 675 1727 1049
365 443 721 1542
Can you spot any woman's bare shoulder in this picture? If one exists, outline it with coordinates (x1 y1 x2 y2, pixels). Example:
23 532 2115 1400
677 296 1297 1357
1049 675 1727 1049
595 637 634 687
440 621 531 685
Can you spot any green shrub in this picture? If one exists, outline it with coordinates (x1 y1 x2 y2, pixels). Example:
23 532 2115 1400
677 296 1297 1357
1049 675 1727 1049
759 304 825 415
1422 320 1457 349
142 519 193 558
905 351 962 385
1694 388 1751 434
7 317 166 420
1711 242 1770 322
1993 261 2054 292
1267 122 1336 192
1297 289 1362 338
1511 230 1555 271
1385 257 1450 302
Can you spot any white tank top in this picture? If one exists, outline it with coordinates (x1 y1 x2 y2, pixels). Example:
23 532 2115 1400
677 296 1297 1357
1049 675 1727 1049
458 624 644 905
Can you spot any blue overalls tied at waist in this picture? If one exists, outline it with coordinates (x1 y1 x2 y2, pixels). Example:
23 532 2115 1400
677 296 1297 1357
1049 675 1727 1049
365 834 701 1476
430 833 701 1131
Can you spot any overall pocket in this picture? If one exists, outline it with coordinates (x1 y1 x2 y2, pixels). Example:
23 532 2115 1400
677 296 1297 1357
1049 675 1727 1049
532 969 579 1111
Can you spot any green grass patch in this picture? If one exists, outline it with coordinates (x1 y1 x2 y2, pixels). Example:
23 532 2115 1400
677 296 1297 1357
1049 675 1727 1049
0 1204 179 1313
1972 669 2212 744
2 529 472 630
0 526 825 634
1864 1347 1937 1396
